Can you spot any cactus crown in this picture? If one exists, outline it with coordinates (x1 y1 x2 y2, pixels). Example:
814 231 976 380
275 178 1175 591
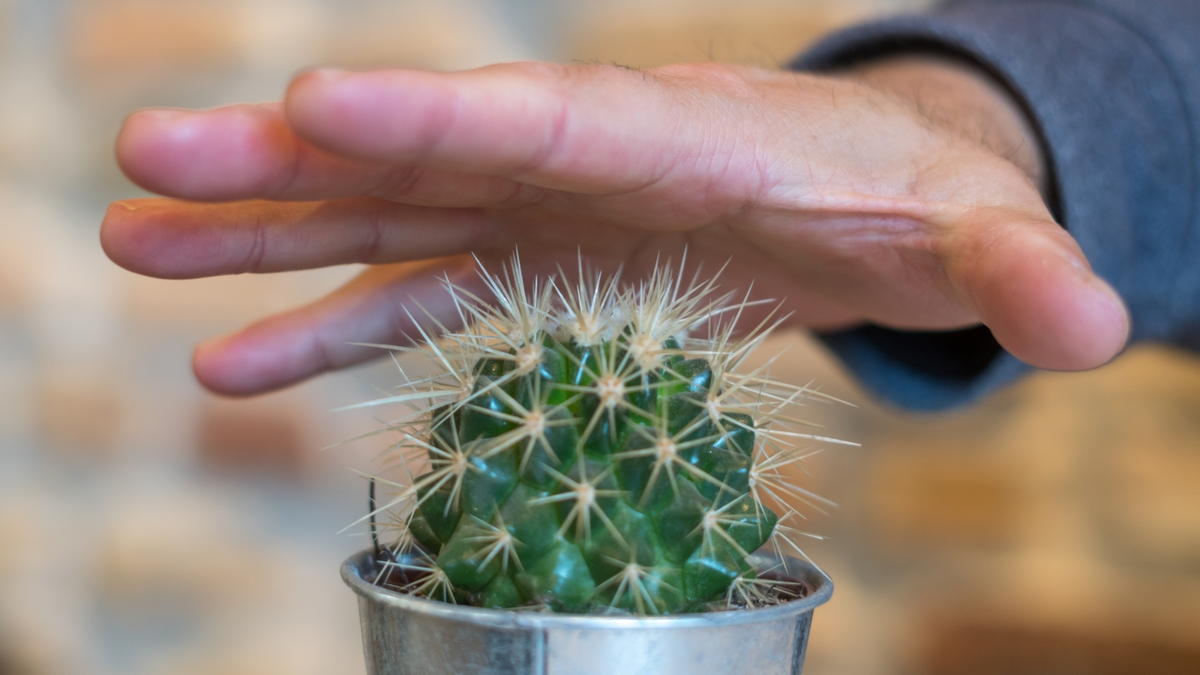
358 255 842 615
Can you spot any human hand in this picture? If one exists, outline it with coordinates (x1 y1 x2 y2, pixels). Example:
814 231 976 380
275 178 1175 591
101 57 1129 396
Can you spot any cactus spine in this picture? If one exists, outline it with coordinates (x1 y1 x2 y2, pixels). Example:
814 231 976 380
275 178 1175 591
360 256 843 614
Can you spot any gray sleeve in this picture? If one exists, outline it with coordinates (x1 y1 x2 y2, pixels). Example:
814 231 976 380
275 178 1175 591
792 0 1200 411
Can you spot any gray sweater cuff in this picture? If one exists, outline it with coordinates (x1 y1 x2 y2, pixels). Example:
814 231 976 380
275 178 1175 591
792 0 1195 410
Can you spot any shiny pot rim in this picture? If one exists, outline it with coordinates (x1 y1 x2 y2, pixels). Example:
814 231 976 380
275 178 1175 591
342 548 833 631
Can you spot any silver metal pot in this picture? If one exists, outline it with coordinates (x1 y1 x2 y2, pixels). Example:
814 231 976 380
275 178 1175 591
341 548 833 675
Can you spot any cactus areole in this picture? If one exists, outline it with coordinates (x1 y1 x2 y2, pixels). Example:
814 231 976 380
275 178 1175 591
358 256 842 615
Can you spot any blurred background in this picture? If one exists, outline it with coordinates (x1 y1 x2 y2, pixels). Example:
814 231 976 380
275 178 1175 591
2 0 1200 673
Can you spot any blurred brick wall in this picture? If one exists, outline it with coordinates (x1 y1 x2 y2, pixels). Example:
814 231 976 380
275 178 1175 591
2 1 1198 675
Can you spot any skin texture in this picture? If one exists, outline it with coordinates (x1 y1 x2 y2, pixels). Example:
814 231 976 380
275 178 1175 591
100 57 1130 397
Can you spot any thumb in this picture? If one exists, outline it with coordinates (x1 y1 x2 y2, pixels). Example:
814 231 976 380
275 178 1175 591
942 210 1129 371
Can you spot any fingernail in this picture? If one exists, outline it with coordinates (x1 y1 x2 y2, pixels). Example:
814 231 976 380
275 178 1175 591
1090 275 1129 318
136 108 189 122
301 67 348 82
1082 274 1132 351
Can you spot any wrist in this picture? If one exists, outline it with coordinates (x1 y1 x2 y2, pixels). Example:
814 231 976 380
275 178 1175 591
836 54 1046 193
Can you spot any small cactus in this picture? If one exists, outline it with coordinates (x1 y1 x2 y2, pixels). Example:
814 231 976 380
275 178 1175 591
357 255 845 614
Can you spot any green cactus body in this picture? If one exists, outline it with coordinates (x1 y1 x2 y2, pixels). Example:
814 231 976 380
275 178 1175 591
366 257 843 614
